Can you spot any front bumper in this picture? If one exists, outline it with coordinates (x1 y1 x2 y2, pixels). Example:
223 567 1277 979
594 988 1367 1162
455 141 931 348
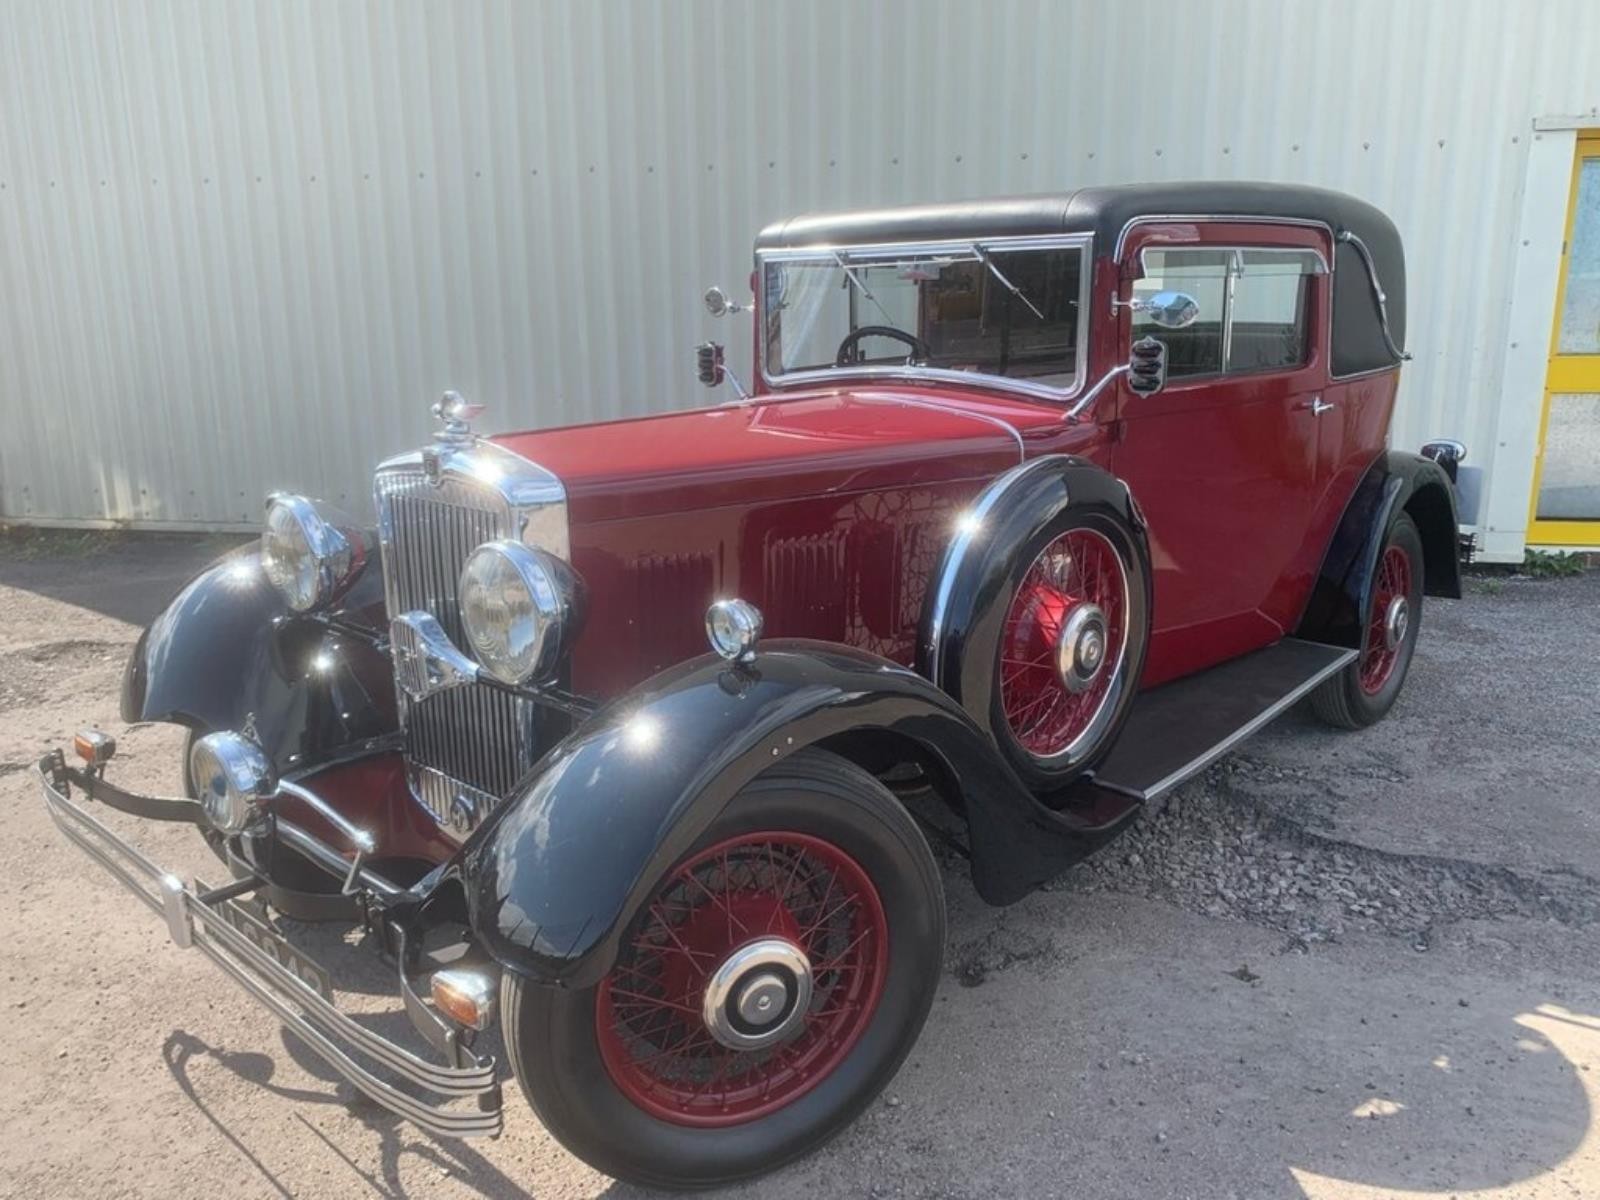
35 756 503 1139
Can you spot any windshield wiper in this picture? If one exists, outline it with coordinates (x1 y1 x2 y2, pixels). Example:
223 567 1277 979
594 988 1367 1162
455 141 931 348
832 251 897 326
971 243 1046 321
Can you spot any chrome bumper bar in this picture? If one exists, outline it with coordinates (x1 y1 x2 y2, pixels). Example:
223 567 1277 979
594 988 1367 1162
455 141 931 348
35 764 503 1139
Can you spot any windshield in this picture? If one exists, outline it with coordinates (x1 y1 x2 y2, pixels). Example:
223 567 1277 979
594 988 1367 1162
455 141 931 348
761 241 1085 391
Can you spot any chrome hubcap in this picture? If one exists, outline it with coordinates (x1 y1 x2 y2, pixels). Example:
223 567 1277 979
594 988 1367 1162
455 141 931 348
701 938 813 1050
1056 604 1109 695
1384 595 1409 651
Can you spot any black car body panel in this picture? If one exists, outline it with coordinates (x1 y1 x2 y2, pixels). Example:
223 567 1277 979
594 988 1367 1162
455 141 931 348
1296 450 1462 651
121 543 397 773
455 640 1127 988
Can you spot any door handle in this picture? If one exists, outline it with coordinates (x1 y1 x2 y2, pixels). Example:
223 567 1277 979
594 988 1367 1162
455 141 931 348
1298 396 1335 415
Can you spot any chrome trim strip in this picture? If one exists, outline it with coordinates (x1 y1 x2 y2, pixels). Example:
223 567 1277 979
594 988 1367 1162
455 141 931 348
1112 215 1335 265
860 392 1025 460
1133 243 1330 276
756 234 1093 406
36 766 501 1138
1126 647 1356 802
1335 229 1409 364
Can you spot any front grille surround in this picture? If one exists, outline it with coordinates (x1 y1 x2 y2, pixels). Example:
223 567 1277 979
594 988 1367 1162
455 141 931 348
374 439 567 836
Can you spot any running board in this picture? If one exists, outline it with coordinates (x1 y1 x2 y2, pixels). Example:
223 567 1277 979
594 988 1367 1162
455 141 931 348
1092 638 1356 803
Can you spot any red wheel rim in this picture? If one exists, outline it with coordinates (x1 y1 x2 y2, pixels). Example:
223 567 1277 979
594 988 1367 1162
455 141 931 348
1360 543 1413 695
595 831 888 1127
999 528 1129 760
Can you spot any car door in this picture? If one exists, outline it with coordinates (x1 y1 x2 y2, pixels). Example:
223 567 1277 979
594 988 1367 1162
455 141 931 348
1108 223 1332 687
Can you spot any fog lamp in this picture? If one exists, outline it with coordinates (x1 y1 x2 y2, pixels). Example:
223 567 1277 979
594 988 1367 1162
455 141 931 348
188 731 274 835
431 968 497 1031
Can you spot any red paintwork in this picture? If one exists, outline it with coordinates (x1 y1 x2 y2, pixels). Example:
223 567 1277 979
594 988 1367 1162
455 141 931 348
498 390 1110 696
1111 221 1335 686
486 219 1389 706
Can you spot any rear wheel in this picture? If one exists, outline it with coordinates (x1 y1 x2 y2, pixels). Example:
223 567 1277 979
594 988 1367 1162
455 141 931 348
503 749 944 1189
1311 512 1424 729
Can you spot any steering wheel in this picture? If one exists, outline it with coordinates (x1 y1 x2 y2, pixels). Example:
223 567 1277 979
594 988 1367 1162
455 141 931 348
834 326 932 367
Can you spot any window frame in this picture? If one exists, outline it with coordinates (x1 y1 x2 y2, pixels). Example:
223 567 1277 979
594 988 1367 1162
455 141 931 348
1133 245 1327 381
755 233 1094 404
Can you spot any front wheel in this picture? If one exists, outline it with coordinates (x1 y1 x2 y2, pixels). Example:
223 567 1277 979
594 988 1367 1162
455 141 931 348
502 748 945 1189
1311 512 1424 729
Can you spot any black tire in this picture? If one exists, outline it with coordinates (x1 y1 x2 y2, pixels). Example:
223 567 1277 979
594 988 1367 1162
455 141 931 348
502 748 945 1190
989 508 1149 791
1311 512 1424 729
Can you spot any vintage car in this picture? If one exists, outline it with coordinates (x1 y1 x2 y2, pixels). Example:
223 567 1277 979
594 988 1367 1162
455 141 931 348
37 182 1468 1188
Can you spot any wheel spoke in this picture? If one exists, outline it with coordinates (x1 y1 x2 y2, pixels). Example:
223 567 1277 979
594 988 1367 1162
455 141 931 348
595 830 888 1127
998 528 1129 759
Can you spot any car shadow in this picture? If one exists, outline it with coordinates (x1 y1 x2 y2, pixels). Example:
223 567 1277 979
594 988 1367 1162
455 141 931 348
155 811 1600 1199
0 529 250 627
162 1027 525 1200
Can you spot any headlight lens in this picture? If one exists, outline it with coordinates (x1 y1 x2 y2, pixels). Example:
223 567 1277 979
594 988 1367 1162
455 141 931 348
458 541 575 684
188 731 273 835
261 494 354 612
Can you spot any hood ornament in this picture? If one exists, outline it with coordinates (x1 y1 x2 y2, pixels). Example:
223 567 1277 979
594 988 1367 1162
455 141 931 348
431 390 484 446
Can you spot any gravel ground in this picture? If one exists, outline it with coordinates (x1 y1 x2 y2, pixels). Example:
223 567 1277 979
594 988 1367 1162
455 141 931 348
2 534 1599 1200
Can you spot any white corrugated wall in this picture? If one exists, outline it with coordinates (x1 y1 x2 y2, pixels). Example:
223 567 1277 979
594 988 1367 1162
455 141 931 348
1 1 1597 552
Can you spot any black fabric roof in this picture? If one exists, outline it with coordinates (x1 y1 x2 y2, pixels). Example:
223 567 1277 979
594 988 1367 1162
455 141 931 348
755 181 1406 366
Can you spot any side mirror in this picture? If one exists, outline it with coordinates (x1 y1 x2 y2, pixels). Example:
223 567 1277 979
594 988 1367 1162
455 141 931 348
1127 336 1168 395
1130 289 1200 329
696 342 726 388
704 286 746 317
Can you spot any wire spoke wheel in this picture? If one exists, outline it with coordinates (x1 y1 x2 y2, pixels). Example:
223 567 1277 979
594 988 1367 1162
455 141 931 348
1360 543 1413 695
998 527 1129 761
595 831 888 1127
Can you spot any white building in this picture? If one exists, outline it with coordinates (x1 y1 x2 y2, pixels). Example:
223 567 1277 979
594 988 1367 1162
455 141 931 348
1 0 1596 561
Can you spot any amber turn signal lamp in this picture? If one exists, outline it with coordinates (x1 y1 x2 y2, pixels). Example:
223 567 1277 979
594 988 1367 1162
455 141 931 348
72 729 117 767
430 968 497 1031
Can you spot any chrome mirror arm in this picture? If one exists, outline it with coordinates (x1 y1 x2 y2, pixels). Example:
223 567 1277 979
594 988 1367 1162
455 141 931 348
722 363 751 402
1065 363 1129 421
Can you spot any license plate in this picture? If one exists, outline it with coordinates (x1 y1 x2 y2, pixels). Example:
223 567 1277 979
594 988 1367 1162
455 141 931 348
199 882 335 1002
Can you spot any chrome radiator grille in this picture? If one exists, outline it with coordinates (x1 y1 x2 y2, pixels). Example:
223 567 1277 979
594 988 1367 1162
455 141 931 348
375 464 541 827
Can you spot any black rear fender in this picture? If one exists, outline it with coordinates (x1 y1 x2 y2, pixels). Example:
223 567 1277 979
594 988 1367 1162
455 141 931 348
121 543 396 773
1297 451 1461 650
456 641 1125 988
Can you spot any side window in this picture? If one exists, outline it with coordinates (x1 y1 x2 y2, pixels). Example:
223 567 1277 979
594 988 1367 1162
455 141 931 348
1133 245 1322 379
1133 249 1228 377
1229 250 1312 372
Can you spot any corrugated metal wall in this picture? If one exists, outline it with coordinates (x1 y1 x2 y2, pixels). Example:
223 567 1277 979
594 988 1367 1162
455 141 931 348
2 0 1597 540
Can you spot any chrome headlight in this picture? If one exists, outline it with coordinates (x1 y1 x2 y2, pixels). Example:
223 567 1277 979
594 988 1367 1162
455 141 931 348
188 731 273 835
261 494 357 612
458 540 579 684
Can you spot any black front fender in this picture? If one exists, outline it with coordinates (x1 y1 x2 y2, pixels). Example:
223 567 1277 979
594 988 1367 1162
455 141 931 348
121 543 396 772
458 641 1126 988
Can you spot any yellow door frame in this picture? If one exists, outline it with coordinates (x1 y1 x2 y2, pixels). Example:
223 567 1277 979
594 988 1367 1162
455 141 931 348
1528 130 1600 546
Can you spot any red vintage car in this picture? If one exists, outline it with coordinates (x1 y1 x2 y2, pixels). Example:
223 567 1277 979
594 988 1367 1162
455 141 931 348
38 182 1466 1188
